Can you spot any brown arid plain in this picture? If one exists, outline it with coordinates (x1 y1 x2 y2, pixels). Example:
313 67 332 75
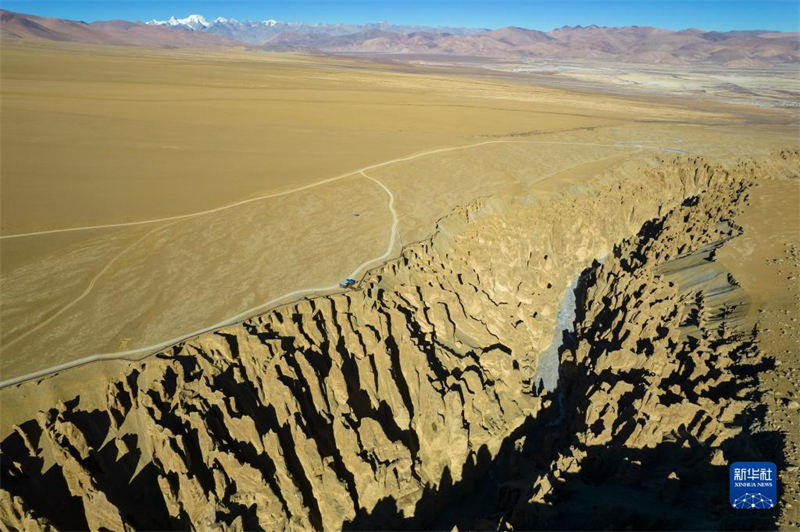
0 35 799 530
0 38 734 379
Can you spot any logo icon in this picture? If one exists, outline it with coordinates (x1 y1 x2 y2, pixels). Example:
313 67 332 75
730 461 777 509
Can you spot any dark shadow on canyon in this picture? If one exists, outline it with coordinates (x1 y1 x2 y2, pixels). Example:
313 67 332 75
0 203 787 531
345 256 784 531
344 373 784 531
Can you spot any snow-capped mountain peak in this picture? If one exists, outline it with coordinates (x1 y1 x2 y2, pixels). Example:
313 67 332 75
146 14 211 30
141 15 486 44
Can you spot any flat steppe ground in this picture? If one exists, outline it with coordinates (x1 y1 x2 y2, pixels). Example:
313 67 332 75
0 39 796 388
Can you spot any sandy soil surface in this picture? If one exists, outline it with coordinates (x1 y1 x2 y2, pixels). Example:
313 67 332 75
718 170 800 526
491 61 800 109
5 39 783 384
2 40 645 235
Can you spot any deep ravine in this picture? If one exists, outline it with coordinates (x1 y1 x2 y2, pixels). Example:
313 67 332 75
1 152 797 530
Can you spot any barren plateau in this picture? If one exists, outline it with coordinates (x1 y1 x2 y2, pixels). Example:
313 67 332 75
0 35 798 530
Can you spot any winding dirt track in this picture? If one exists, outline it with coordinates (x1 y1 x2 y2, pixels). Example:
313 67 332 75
0 170 399 388
0 139 678 389
0 139 672 240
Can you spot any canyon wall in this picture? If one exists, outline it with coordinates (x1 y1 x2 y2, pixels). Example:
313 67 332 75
2 153 796 530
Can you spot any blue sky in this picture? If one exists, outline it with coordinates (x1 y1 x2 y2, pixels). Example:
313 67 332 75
2 1 798 31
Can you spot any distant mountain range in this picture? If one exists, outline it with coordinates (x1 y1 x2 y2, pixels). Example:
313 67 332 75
145 14 484 43
0 10 239 47
2 10 798 66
